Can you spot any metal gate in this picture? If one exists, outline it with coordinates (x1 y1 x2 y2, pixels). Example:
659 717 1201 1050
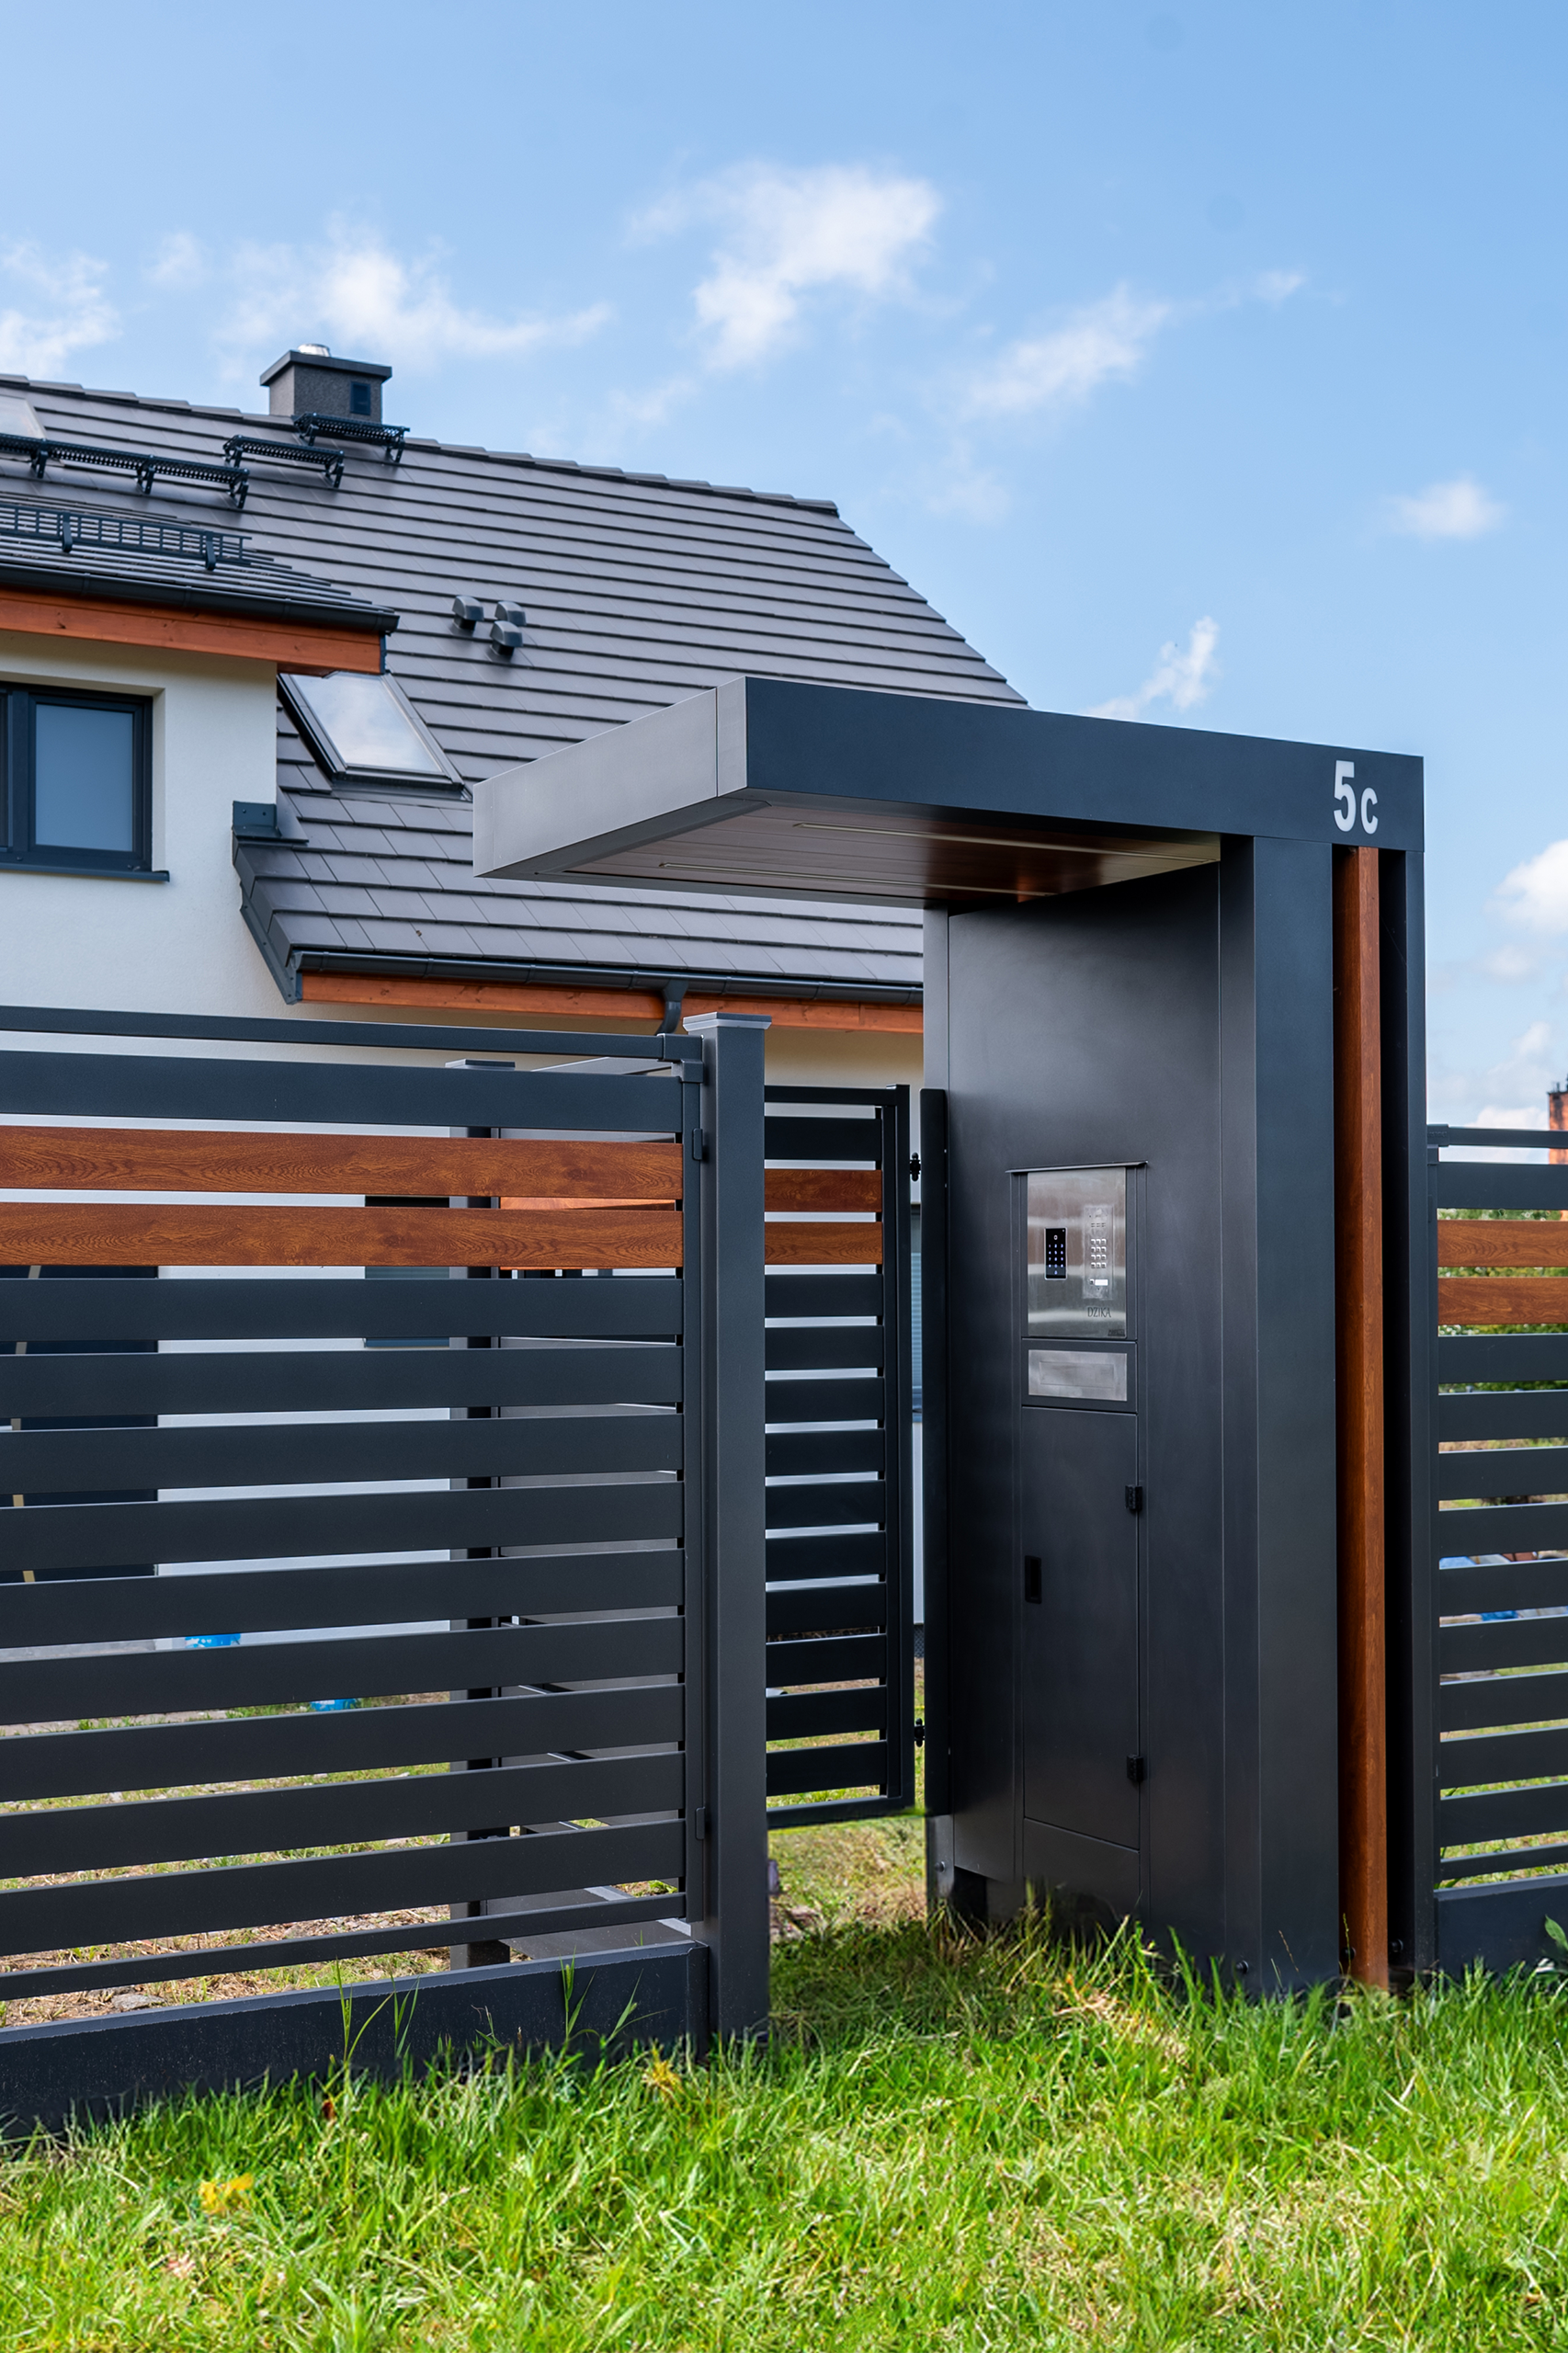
0 1005 912 2111
1425 1118 1568 1972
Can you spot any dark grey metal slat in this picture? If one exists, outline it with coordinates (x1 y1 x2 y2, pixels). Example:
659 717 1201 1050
766 1583 886 1637
765 1274 883 1317
0 1752 685 1881
765 1481 882 1530
765 1428 883 1477
1439 1725 1568 1788
1438 1336 1568 1383
0 1276 683 1346
0 1819 686 1957
1433 1167 1568 1211
1439 1667 1568 1733
765 1325 884 1372
0 1548 683 1649
0 1614 684 1727
1436 1445 1568 1500
0 1893 685 2002
0 1049 681 1133
0 1344 683 1421
1438 1560 1568 1615
1439 1618 1568 1676
4 1409 682 1496
0 1685 685 1804
765 1631 887 1683
766 1530 885 1582
1433 1500 1568 1557
765 1376 883 1422
1438 1843 1568 1881
2 1476 682 1576
763 1118 881 1163
1439 1780 1568 1849
767 1688 886 1740
1439 1391 1568 1444
767 1741 887 1799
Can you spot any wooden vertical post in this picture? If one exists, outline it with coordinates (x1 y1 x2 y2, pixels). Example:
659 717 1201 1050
1334 847 1389 1987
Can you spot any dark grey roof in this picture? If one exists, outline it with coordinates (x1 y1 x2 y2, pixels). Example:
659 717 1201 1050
0 371 1025 1003
0 493 394 633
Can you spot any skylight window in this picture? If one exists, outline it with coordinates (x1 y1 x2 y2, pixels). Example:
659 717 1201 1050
278 670 461 791
0 394 44 438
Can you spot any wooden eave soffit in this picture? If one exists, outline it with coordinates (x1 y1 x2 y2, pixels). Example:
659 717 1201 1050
0 585 383 676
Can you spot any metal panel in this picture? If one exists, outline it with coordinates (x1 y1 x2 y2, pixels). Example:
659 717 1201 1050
0 1049 681 1133
760 1086 914 1828
2 1480 683 1577
0 1024 709 2046
0 1342 683 1420
0 1276 683 1345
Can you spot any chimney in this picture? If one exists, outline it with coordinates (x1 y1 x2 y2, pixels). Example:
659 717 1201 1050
259 346 392 423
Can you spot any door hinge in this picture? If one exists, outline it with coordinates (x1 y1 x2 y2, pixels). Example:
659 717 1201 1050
689 1129 708 1162
913 1721 926 1747
1126 1754 1147 1785
909 1152 921 1180
1124 1483 1143 1515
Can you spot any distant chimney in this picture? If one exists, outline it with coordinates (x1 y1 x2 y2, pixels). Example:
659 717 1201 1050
259 347 392 423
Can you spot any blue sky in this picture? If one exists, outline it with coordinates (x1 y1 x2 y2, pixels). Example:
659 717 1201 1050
3 0 1563 1121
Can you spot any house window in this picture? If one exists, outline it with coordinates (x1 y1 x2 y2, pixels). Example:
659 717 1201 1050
1 686 152 873
278 670 462 793
349 381 373 416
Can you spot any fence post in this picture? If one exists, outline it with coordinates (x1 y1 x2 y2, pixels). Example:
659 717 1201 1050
686 1011 770 2043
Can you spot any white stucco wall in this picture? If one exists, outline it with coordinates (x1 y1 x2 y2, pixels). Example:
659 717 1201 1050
0 633 289 1020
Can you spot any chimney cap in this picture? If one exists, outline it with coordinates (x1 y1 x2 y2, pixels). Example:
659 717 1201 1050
259 348 393 388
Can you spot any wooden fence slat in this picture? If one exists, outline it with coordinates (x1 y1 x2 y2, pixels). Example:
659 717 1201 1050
1437 1276 1568 1326
763 1169 881 1212
764 1221 883 1266
0 1201 683 1267
0 1127 683 1199
1438 1220 1568 1269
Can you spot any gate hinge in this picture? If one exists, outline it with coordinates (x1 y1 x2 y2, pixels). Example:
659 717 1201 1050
1124 1483 1143 1515
913 1720 926 1747
909 1153 921 1181
692 1806 710 1840
689 1129 708 1162
1126 1754 1146 1785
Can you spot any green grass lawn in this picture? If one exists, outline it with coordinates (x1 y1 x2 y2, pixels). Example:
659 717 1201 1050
6 1879 1568 2351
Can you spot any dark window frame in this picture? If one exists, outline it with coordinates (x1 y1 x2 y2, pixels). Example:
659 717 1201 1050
1 683 153 875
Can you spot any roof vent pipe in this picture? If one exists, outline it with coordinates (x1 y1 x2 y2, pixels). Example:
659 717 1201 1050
260 347 392 423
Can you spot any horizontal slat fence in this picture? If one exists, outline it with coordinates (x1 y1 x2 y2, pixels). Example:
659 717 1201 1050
761 1086 914 1825
0 1035 701 2001
1431 1132 1568 1960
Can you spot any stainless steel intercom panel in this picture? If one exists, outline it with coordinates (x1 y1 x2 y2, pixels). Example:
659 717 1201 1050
1026 1167 1127 1336
1017 1163 1142 1891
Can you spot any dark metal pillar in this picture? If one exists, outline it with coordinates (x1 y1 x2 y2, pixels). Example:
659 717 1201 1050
686 1011 771 2042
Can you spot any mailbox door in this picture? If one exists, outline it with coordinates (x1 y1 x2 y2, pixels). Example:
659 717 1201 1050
1020 1403 1140 1849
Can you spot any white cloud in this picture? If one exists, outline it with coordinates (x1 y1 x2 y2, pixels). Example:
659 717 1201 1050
0 243 118 377
962 271 1303 425
218 228 610 377
966 285 1172 419
148 232 207 291
1481 943 1542 983
1386 475 1505 540
637 163 941 369
1494 838 1568 933
1088 617 1221 722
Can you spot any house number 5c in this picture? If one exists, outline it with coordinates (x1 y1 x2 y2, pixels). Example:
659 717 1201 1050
1333 760 1378 837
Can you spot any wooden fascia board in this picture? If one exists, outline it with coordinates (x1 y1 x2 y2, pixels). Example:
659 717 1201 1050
300 970 922 1034
0 586 383 674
